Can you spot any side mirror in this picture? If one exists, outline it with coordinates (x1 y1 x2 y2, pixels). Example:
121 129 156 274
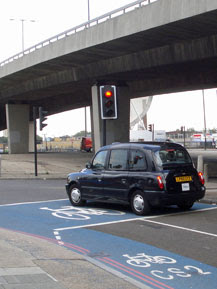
86 162 91 169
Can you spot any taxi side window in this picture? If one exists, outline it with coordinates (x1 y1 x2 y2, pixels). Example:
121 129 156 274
92 150 107 170
108 149 128 170
129 150 147 171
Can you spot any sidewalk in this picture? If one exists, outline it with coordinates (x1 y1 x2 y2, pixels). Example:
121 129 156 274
0 152 216 289
0 151 93 179
0 228 136 289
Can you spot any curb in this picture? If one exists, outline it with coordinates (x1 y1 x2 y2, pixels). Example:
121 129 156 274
199 199 217 205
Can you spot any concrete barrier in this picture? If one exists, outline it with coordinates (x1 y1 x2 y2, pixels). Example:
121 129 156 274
197 155 204 172
204 163 209 182
196 155 209 181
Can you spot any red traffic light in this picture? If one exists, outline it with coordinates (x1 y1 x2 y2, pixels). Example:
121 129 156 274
105 90 112 98
100 85 117 119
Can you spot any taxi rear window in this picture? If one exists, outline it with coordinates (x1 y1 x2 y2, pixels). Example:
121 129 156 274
154 147 192 167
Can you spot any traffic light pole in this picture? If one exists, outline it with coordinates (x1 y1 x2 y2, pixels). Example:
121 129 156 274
33 107 38 176
183 126 186 147
181 126 186 147
103 119 106 146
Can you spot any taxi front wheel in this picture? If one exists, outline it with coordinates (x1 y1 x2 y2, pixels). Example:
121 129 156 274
131 191 151 215
69 184 86 206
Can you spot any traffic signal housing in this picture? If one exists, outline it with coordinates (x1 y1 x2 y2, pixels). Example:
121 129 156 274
39 107 48 131
181 126 185 133
148 124 152 132
100 85 117 119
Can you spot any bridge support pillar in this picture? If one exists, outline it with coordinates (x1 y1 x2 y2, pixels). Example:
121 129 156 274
91 85 130 152
6 104 30 154
29 121 34 153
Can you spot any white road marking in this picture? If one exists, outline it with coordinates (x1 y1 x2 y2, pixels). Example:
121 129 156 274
55 205 217 232
55 216 147 231
186 206 217 213
1 199 216 237
0 199 68 207
142 219 217 238
53 230 65 245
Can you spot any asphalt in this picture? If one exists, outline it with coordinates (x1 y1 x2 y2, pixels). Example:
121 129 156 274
0 151 217 289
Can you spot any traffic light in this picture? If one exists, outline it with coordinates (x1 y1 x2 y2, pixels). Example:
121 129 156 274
100 85 117 119
39 107 48 131
148 124 152 132
181 126 185 133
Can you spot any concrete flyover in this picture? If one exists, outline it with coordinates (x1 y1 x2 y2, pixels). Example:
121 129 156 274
1 0 217 152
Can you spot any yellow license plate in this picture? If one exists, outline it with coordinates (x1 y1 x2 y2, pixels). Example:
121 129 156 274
176 176 192 182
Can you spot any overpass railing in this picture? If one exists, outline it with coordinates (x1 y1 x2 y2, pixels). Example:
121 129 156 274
0 0 158 68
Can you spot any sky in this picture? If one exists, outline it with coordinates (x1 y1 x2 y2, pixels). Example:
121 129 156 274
0 0 217 137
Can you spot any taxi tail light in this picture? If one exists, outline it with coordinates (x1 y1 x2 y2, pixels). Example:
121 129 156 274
198 172 205 185
157 176 164 190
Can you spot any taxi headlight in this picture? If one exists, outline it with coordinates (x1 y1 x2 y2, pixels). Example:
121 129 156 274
67 175 71 184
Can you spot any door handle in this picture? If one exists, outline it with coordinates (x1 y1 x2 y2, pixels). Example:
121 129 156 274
121 179 127 184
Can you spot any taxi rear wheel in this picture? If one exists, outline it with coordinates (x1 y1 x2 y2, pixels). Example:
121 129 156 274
69 184 86 206
177 201 194 210
131 191 151 215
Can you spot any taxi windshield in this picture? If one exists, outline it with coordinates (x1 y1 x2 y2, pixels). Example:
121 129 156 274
154 147 192 167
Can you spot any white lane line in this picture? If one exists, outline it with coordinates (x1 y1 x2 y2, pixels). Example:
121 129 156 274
55 206 217 232
54 211 189 231
0 199 68 207
53 230 65 245
148 206 217 219
142 219 217 238
55 216 148 231
188 206 217 213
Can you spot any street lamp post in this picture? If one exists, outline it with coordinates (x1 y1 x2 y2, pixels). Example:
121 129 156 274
84 0 90 138
87 0 90 23
10 18 36 51
202 89 207 150
21 19 24 51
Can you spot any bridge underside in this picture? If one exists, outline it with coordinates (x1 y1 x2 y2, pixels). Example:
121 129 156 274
1 34 217 130
1 0 217 147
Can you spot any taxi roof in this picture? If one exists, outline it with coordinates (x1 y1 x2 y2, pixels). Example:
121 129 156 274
100 141 183 152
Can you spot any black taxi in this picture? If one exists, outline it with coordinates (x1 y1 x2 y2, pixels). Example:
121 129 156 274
65 142 206 215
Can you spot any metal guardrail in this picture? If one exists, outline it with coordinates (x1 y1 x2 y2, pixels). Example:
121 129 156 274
0 0 158 68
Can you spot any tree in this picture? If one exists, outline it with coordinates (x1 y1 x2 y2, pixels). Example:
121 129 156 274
60 135 71 141
73 130 91 137
187 128 196 133
209 128 217 134
36 135 43 144
0 136 8 144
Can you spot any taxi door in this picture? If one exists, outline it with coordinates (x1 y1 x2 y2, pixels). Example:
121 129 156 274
103 149 129 202
79 150 107 200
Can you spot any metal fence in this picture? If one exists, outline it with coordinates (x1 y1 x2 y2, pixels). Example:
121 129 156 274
0 0 158 68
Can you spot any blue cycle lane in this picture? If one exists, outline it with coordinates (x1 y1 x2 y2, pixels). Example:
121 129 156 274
0 199 216 289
